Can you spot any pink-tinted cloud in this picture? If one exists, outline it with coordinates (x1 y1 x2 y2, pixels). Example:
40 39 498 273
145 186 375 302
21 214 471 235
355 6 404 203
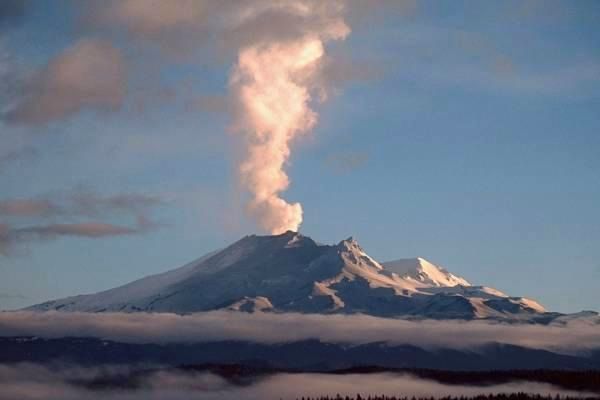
6 38 125 125
0 199 59 217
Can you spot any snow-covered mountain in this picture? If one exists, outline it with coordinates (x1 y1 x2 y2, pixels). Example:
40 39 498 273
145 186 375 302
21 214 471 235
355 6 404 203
28 231 550 320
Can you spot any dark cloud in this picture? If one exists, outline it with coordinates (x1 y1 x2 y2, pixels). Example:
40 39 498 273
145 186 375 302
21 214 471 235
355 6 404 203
1 311 599 352
5 38 125 126
14 219 149 238
0 217 157 256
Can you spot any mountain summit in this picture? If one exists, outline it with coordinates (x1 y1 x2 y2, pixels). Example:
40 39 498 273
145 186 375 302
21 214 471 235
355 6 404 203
29 231 547 320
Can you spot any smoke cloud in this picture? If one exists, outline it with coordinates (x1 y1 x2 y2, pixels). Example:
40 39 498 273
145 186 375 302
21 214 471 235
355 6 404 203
3 1 369 232
230 1 350 234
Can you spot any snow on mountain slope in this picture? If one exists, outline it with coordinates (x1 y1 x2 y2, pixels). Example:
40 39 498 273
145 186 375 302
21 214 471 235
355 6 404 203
28 231 550 321
29 249 220 313
383 257 470 287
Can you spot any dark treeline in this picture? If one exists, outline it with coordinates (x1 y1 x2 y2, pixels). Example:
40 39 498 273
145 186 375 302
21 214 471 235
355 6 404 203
295 395 599 400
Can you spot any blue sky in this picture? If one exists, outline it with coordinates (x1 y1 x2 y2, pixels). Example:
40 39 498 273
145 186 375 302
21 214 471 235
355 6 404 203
1 0 599 312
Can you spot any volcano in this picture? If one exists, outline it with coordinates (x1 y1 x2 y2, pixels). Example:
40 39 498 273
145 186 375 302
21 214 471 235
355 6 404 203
29 231 553 321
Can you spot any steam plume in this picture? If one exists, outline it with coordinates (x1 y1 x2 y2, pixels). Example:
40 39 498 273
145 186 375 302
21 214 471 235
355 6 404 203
230 2 350 234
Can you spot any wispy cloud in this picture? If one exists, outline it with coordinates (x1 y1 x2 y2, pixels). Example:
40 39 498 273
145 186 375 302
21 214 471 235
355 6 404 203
7 218 154 239
0 199 59 218
0 218 157 256
5 39 125 126
0 190 163 255
0 190 164 218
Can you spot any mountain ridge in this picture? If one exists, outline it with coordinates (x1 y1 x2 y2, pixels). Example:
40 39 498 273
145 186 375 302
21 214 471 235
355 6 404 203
28 231 554 321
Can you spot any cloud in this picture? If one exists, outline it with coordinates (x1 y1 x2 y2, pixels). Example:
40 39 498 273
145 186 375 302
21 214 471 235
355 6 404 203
225 1 350 234
81 0 357 235
0 217 157 256
0 199 59 218
1 311 599 353
81 1 370 93
6 1 371 126
88 0 206 36
0 364 595 400
84 0 412 47
0 190 163 255
218 2 372 235
0 190 163 218
5 38 125 125
12 219 151 238
1 1 383 128
86 1 347 50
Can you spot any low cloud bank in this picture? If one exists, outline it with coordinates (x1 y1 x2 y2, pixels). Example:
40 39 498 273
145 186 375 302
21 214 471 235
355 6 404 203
1 311 599 353
0 363 595 400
